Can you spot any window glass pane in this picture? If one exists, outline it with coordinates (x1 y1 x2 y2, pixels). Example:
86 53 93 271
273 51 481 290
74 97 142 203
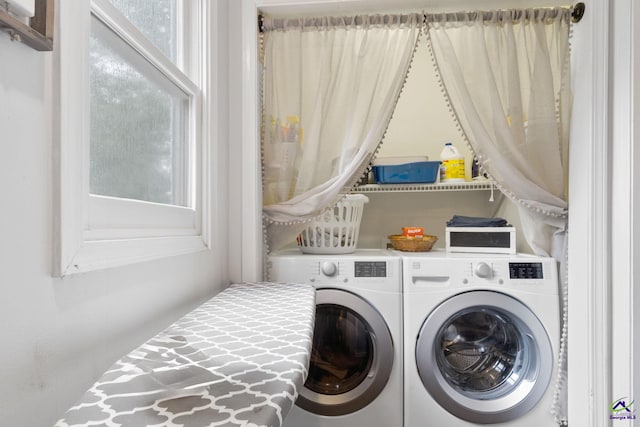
89 16 189 207
108 0 178 63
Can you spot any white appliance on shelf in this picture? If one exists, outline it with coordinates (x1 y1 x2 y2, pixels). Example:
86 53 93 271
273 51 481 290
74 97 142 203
268 249 402 427
400 250 559 427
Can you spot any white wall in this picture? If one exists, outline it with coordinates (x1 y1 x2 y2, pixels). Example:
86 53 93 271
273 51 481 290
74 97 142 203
0 2 230 425
357 191 502 249
633 0 640 416
609 0 640 422
378 37 473 177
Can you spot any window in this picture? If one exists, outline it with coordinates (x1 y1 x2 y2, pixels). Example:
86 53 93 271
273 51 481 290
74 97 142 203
54 0 212 276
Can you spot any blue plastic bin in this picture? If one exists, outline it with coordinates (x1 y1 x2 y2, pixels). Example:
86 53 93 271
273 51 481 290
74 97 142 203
372 161 441 184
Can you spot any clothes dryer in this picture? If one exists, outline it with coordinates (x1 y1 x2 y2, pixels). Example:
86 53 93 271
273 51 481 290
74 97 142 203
401 251 559 426
268 249 402 427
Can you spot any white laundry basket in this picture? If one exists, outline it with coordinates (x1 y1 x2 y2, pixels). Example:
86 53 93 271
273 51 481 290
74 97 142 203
297 194 369 254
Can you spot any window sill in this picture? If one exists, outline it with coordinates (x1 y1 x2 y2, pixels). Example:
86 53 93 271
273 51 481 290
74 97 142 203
57 235 208 276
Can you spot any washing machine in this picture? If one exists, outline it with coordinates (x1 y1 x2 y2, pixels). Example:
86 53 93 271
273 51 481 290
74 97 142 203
401 251 559 426
268 249 403 427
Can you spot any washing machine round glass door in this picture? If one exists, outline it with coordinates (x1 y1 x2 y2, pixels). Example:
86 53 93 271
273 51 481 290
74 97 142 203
415 290 553 424
297 288 394 416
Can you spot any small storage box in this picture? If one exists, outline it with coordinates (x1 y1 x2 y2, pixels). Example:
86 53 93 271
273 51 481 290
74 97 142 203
445 227 516 254
372 161 440 184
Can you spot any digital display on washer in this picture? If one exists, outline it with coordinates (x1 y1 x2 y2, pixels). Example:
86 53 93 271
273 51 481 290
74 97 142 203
509 262 544 279
355 261 387 277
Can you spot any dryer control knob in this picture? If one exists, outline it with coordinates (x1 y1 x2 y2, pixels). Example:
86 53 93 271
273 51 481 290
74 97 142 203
474 262 493 278
321 261 338 277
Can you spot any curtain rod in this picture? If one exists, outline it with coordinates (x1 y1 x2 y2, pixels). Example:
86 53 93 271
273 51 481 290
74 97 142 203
258 2 585 32
424 6 571 24
260 13 422 32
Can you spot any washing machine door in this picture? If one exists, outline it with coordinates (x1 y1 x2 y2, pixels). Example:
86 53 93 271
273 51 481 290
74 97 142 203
415 291 553 424
297 288 394 416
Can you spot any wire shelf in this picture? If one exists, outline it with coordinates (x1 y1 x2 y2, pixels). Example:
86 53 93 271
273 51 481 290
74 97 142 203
352 180 494 193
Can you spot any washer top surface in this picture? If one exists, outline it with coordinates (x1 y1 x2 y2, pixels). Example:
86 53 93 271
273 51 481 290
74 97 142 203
271 248 400 259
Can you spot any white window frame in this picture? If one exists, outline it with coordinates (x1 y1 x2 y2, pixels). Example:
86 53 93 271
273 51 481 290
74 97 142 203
53 0 211 276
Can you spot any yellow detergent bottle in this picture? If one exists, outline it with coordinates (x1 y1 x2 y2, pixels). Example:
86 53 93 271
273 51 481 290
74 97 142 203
439 142 465 183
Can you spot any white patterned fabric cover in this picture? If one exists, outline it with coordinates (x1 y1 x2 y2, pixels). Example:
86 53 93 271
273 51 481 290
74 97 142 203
55 282 316 427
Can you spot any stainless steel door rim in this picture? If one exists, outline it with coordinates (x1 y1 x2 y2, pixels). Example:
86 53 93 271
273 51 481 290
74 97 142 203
297 288 394 416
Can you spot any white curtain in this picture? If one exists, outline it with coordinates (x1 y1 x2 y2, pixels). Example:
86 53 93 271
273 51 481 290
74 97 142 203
426 8 572 425
261 14 420 250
